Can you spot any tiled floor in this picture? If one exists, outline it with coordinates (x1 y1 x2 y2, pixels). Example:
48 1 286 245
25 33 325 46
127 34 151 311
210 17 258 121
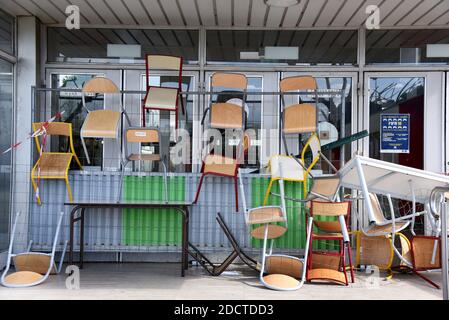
0 263 443 300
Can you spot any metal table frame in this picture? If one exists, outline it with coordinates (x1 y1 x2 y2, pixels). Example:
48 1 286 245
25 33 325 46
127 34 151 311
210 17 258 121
65 201 192 277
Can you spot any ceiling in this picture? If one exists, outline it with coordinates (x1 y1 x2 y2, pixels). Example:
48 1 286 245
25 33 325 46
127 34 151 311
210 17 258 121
2 0 449 28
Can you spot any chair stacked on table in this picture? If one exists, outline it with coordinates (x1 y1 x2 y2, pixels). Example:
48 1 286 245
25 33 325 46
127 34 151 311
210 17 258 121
193 72 248 212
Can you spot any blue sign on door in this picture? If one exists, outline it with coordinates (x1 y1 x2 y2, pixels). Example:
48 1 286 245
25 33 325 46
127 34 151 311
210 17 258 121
380 114 410 154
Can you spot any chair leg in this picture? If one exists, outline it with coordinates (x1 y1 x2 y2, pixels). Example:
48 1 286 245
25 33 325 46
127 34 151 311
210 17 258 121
118 162 126 202
347 242 355 283
65 178 73 202
263 179 274 206
80 135 91 165
31 176 41 205
142 106 146 127
193 174 206 204
234 175 239 212
161 160 168 203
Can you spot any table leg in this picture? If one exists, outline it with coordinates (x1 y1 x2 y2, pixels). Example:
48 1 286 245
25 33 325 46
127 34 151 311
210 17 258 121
69 206 80 265
80 208 85 269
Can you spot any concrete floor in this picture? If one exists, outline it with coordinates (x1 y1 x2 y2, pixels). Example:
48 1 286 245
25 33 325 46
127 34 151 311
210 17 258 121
0 263 443 300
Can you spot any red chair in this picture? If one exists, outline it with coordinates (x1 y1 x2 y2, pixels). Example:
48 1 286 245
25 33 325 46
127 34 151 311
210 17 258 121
307 200 355 285
142 54 184 128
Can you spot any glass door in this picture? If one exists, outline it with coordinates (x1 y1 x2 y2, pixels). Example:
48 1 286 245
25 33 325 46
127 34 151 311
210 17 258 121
124 69 199 173
282 72 357 173
364 72 444 173
203 71 279 170
45 69 122 170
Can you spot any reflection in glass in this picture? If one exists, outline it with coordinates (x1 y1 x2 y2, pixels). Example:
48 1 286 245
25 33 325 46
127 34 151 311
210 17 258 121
369 77 424 169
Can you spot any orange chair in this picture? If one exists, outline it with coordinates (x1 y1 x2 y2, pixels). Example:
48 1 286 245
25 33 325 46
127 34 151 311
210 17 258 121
142 55 184 128
31 122 83 205
307 200 354 285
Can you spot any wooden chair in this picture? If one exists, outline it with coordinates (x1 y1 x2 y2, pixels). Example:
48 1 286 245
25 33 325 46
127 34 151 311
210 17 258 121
194 75 248 212
1 212 67 288
80 76 130 165
409 236 441 289
118 128 168 202
31 122 82 205
238 169 313 291
142 55 184 129
307 200 354 285
279 76 318 157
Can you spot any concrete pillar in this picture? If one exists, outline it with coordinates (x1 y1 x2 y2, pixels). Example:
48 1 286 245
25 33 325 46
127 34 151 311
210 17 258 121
11 16 39 252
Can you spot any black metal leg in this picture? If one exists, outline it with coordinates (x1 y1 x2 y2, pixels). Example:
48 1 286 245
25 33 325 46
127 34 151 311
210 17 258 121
184 206 190 271
80 208 85 269
69 207 77 265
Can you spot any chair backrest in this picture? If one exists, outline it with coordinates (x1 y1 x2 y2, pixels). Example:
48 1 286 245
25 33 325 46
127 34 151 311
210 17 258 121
309 175 340 201
211 73 247 91
126 128 160 144
146 55 183 90
82 76 119 93
32 122 75 155
368 193 388 224
283 103 317 134
268 155 304 181
310 200 350 217
280 76 317 92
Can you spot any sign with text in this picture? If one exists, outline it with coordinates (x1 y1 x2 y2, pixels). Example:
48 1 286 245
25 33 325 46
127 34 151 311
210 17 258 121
380 114 410 153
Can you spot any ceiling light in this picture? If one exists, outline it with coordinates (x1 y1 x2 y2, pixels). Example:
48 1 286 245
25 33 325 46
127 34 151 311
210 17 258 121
264 0 300 8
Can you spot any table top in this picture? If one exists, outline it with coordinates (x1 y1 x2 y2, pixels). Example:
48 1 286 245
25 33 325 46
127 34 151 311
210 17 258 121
64 200 194 207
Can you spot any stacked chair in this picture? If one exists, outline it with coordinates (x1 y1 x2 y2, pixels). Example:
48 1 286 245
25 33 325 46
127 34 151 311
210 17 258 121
239 168 313 291
194 73 248 211
80 76 130 165
1 212 67 288
142 54 184 129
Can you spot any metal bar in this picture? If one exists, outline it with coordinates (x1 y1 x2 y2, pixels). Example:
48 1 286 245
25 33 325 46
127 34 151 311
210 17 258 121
442 202 448 300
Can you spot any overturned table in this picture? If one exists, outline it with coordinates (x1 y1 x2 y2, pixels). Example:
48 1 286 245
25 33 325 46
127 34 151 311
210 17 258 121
65 200 193 276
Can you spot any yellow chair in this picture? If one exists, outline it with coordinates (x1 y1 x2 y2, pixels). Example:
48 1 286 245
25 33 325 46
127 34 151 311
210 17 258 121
31 122 82 205
263 133 321 206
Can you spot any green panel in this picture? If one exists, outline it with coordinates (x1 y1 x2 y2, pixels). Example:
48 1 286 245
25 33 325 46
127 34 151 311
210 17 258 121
122 176 185 246
251 177 339 251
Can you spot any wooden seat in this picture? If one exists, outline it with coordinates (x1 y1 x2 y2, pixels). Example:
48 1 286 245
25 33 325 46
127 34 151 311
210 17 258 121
13 254 57 275
144 86 179 110
355 232 393 270
3 271 44 286
128 154 161 161
262 274 300 290
283 104 317 134
35 153 73 177
251 225 287 240
210 103 244 129
203 154 238 176
266 256 303 279
365 222 410 234
248 207 286 225
81 109 121 138
307 269 347 285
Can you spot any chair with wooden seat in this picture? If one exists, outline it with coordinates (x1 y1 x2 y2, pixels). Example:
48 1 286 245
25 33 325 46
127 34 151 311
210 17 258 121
279 76 318 157
80 76 130 165
307 200 354 285
239 168 314 291
194 75 248 212
118 127 168 202
1 211 67 288
31 122 82 205
142 55 184 128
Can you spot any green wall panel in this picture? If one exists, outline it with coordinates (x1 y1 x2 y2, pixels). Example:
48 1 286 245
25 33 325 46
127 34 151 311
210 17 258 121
251 177 338 251
122 176 185 246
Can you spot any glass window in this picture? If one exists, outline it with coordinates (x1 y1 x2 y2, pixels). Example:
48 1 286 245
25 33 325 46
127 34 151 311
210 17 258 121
206 30 357 65
282 76 353 173
369 77 424 169
366 29 449 65
142 74 195 173
0 9 14 55
0 59 13 250
50 73 105 167
47 28 199 64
